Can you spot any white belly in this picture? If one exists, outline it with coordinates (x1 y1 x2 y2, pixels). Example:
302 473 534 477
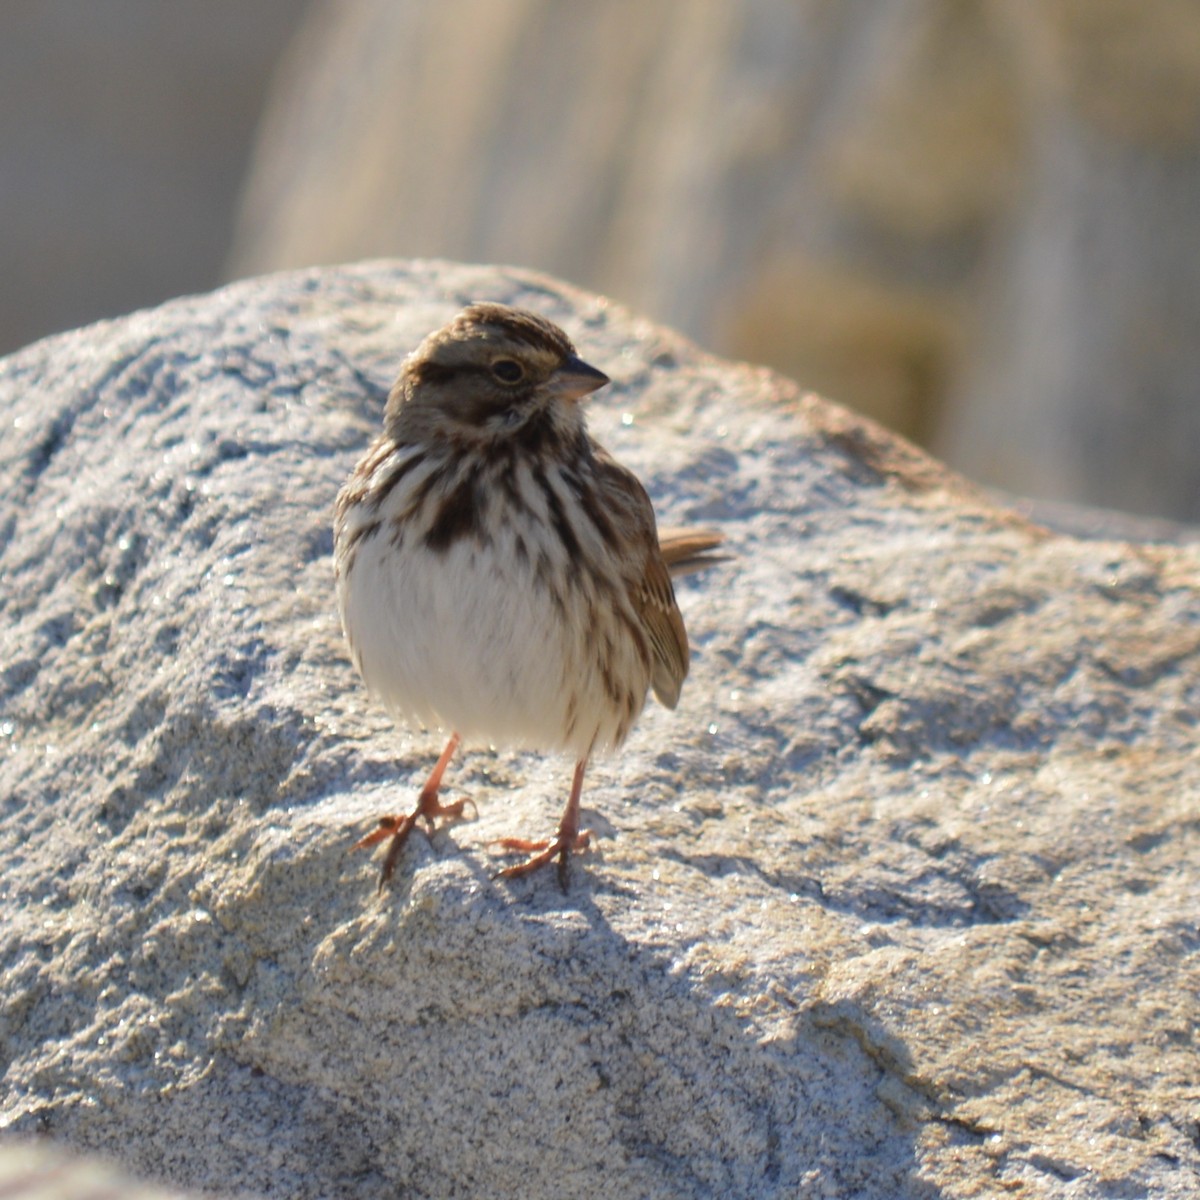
337 521 650 758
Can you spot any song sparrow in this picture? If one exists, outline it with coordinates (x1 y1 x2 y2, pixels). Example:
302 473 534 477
334 303 721 890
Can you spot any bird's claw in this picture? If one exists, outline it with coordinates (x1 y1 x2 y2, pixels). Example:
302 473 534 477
490 829 592 892
355 792 476 892
422 795 477 834
353 813 411 851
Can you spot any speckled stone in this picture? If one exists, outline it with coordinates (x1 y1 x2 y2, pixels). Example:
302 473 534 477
1 261 1198 1199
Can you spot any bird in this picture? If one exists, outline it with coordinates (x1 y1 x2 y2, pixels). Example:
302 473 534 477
333 302 722 890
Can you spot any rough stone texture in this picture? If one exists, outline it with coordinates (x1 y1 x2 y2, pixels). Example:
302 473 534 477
2 260 1199 1199
227 0 1200 522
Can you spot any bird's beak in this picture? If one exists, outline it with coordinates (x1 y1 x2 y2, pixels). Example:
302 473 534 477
548 354 610 402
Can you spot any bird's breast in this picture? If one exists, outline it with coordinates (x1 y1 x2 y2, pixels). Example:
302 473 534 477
335 448 652 756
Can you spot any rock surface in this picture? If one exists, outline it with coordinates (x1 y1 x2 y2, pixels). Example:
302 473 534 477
1 260 1199 1199
228 0 1200 522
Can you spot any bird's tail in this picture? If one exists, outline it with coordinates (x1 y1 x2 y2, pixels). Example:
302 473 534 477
657 527 728 579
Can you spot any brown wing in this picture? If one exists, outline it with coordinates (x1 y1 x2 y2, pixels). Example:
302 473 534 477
636 548 690 709
592 449 691 710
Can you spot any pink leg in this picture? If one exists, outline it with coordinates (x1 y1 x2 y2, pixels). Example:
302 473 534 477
354 733 474 891
492 758 592 892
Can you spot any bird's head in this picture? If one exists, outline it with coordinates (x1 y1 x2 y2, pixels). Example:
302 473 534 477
384 303 609 449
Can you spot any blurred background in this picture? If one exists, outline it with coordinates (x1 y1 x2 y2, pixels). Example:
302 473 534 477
4 0 1200 525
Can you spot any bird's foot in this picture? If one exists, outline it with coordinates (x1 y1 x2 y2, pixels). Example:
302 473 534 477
355 788 477 892
491 829 592 892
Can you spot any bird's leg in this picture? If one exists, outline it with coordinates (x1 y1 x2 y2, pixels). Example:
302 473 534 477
354 732 474 890
492 757 592 891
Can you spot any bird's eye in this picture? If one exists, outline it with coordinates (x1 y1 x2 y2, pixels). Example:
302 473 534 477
492 358 525 384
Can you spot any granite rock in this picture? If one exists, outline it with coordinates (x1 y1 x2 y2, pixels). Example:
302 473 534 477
1 261 1198 1198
